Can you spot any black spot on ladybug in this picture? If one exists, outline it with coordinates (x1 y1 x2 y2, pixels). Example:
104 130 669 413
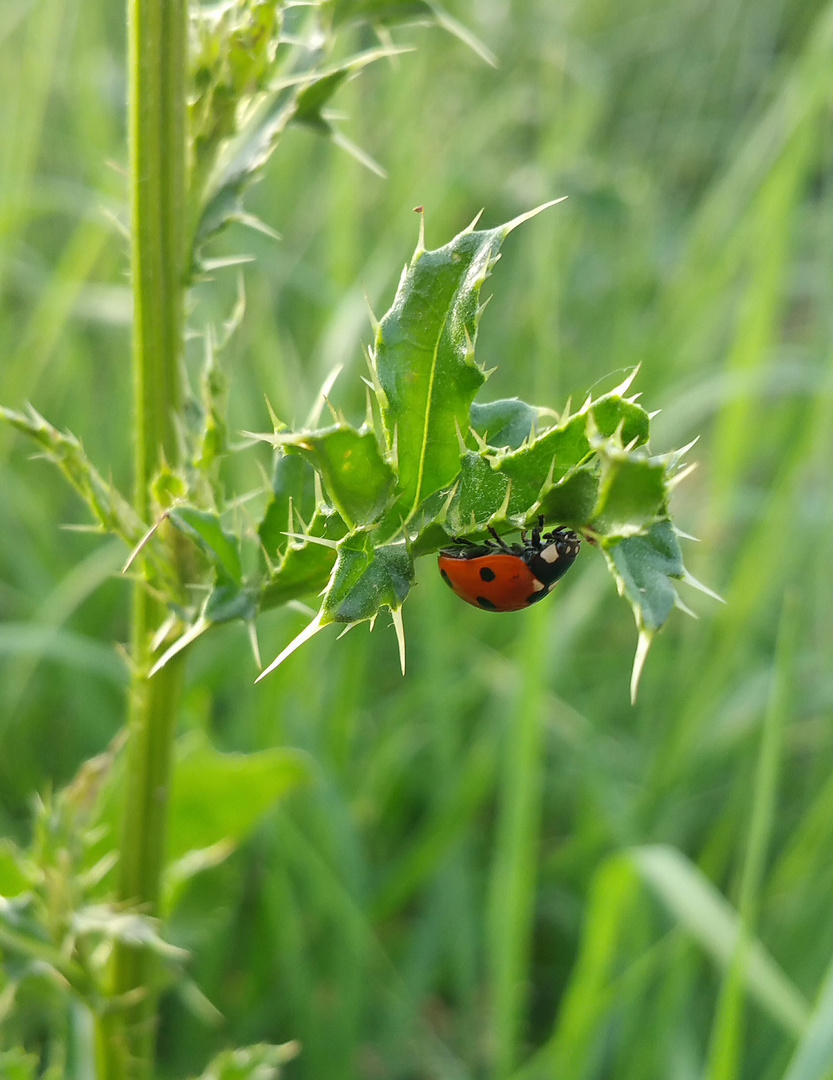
440 568 452 586
479 566 496 582
477 595 499 611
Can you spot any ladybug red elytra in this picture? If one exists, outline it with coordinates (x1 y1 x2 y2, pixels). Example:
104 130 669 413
438 520 581 612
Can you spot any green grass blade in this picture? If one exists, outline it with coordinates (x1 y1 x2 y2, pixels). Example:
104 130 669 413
631 845 809 1037
705 591 797 1079
487 604 550 1078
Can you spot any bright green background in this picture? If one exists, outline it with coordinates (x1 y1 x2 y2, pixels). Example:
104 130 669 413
2 1 833 1078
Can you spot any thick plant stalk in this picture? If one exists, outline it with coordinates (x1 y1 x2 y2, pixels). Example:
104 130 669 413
97 0 188 1076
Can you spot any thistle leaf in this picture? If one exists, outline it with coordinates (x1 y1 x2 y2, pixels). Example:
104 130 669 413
281 424 397 528
470 398 540 450
373 201 564 521
192 1041 299 1080
322 533 413 624
167 507 243 585
604 520 686 634
0 405 143 545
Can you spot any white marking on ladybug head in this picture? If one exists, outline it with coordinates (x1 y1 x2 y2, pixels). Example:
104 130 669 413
540 543 559 564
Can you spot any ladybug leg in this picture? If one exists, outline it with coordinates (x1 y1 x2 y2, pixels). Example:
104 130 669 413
487 526 514 553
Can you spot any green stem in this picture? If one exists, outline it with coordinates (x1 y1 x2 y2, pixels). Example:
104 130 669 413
97 0 188 1076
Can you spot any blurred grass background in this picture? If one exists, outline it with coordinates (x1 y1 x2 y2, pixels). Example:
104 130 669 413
2 0 833 1077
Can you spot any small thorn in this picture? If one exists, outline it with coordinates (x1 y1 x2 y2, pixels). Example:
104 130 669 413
282 531 340 551
464 208 485 234
469 426 489 453
630 628 652 704
490 478 512 523
682 571 725 604
264 396 285 433
391 607 406 675
611 364 641 398
502 197 568 237
306 365 343 427
255 611 326 683
668 462 698 488
674 594 698 619
455 418 469 455
463 324 475 361
149 615 210 678
248 622 262 670
413 205 426 254
150 613 178 654
676 436 701 457
331 129 387 178
360 280 380 331
122 515 165 573
234 212 281 242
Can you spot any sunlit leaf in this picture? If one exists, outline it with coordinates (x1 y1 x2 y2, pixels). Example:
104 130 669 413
282 424 396 528
373 202 564 521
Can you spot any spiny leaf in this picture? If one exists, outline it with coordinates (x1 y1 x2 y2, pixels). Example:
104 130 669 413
257 453 318 559
259 509 347 612
259 542 337 613
373 201 565 522
281 424 397 528
203 583 258 624
470 398 540 450
535 465 600 526
193 46 405 256
192 1040 300 1080
590 440 668 539
168 506 242 585
603 520 686 634
322 533 413 624
0 405 143 545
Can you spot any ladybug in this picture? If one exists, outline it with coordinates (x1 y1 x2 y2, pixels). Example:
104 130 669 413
438 520 581 612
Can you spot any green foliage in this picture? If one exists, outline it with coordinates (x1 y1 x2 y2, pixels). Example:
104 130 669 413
0 734 308 1047
4 206 705 695
247 207 706 688
0 405 143 548
191 1042 299 1080
5 0 833 1078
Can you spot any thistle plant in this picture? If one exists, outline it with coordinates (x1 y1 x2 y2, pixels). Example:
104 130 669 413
0 1 716 1077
